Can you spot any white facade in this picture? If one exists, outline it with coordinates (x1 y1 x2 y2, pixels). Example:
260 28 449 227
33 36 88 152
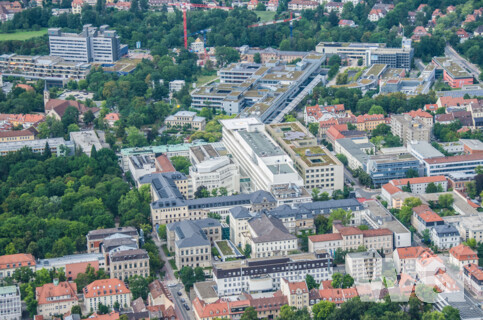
169 80 186 93
189 156 240 195
0 286 21 320
430 225 461 250
345 250 382 281
220 118 303 192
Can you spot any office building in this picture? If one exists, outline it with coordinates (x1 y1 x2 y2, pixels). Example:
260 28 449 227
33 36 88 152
221 118 303 192
36 280 79 319
145 171 276 226
334 138 374 170
432 57 473 88
345 250 382 281
109 249 150 280
189 144 240 195
0 285 21 320
366 153 421 187
69 131 103 157
86 227 139 254
391 114 431 146
407 141 445 163
0 253 36 279
213 251 332 296
165 111 206 131
127 155 157 187
36 253 105 281
83 279 132 312
422 153 483 177
0 54 91 83
167 218 221 269
0 138 72 157
266 121 344 192
316 39 414 69
48 24 127 63
218 62 265 84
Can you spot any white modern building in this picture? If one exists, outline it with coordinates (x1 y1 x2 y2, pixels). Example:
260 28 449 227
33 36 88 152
0 286 21 320
220 118 303 192
345 250 382 282
212 251 332 296
423 153 483 177
189 144 240 195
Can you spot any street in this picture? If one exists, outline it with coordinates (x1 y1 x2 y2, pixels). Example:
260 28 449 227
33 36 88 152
152 231 194 320
445 45 481 79
343 167 379 199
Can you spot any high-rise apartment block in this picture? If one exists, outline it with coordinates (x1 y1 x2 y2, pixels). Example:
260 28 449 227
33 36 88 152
48 25 127 63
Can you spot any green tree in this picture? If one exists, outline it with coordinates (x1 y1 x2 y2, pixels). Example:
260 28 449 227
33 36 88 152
425 182 438 193
464 238 477 249
328 208 353 226
61 106 80 129
442 305 460 320
126 126 148 147
215 46 240 67
305 274 319 290
244 243 252 258
315 215 330 234
194 186 210 198
170 156 191 175
336 153 348 166
71 305 82 315
253 53 261 64
241 306 258 320
405 168 419 178
219 187 228 196
422 229 431 244
331 272 343 288
83 110 95 125
158 224 167 240
312 187 321 201
403 197 422 208
312 300 335 320
309 122 319 136
368 105 385 115
98 303 109 314
438 194 454 209
128 275 149 300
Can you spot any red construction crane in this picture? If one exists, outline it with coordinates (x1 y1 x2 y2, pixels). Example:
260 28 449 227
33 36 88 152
168 2 234 49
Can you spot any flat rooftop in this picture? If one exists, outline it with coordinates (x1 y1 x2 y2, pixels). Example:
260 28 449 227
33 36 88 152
461 139 483 151
409 141 444 159
364 64 387 77
294 146 337 167
433 57 471 79
238 130 284 158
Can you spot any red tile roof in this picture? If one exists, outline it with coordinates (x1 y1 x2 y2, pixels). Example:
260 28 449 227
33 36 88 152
85 312 120 320
406 109 433 119
46 99 100 118
425 104 439 111
418 210 444 223
155 155 176 173
0 253 36 270
318 288 358 304
361 228 392 237
382 183 402 195
450 244 478 261
0 129 36 138
465 263 483 281
338 226 363 236
356 114 384 123
424 153 483 164
15 84 34 91
438 96 478 107
390 176 447 186
308 233 343 243
395 246 429 259
104 113 120 122
284 279 309 294
83 278 130 298
36 282 78 306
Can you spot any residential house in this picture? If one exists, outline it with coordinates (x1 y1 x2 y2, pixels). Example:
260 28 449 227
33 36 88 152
449 244 478 270
463 263 483 298
288 0 318 10
104 113 120 127
36 280 79 319
411 26 431 41
325 2 343 13
45 99 100 121
430 224 461 250
280 279 309 309
83 278 132 312
411 205 444 234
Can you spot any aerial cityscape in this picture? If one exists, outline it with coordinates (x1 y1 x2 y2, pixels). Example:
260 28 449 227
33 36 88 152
0 0 482 319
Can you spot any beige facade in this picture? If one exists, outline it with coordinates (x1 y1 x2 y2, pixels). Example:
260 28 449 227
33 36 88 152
36 281 78 319
0 253 36 279
110 249 150 280
84 279 132 312
176 244 212 269
280 279 309 309
165 111 206 131
391 114 431 146
266 122 344 192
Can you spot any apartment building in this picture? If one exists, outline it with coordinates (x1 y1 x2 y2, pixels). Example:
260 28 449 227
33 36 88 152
86 227 139 254
449 244 478 270
243 214 298 258
393 246 432 274
355 114 386 131
422 153 483 177
167 218 221 269
110 249 150 280
315 39 413 69
411 205 444 234
270 183 312 207
36 280 79 319
221 118 303 192
0 54 91 82
405 109 433 127
48 24 126 63
382 176 448 196
280 279 309 309
84 279 132 312
0 253 36 279
297 198 365 225
165 111 206 131
463 263 483 298
213 251 332 296
430 224 460 250
37 253 105 281
0 285 21 320
432 57 473 88
266 121 344 192
345 250 382 281
308 224 393 256
391 114 431 146
189 144 240 195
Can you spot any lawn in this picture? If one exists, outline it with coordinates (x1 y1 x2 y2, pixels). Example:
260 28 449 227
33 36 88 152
195 74 218 87
255 11 276 22
169 259 178 271
216 240 235 256
0 29 48 41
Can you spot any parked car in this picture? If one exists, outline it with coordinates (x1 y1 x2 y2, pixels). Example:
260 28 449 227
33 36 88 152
177 291 182 296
